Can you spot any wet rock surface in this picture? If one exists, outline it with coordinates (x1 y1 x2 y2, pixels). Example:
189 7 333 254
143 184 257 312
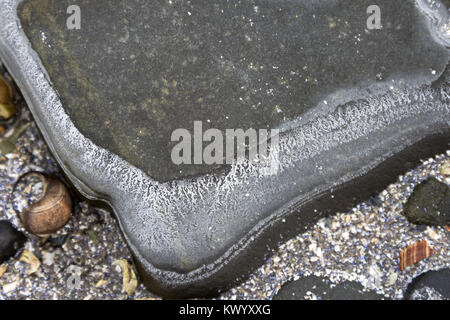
0 63 449 300
0 221 26 263
0 0 449 297
403 178 450 226
405 268 450 300
17 0 450 181
273 275 385 300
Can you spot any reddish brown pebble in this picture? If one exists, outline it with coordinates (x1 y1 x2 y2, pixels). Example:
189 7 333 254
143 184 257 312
399 240 435 271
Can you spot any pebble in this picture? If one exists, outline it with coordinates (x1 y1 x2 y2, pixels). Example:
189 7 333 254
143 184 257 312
273 275 385 300
404 268 450 300
403 178 450 226
0 221 26 264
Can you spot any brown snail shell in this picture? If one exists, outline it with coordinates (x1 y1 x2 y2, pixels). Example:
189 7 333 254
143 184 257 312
19 173 72 236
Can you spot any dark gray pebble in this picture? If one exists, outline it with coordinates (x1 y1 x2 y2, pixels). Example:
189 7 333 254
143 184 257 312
0 220 26 263
405 268 450 300
273 276 385 300
403 178 450 226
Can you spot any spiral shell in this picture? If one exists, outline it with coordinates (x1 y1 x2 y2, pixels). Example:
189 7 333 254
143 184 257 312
19 173 72 236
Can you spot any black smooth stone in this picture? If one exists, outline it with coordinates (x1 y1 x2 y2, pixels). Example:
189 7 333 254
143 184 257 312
0 220 26 264
403 178 450 226
0 0 449 297
404 268 450 300
273 276 385 300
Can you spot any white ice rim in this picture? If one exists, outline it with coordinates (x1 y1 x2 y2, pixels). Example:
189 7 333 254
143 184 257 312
0 0 449 285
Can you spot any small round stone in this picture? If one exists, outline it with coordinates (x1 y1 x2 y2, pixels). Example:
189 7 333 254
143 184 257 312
0 220 26 263
403 178 450 226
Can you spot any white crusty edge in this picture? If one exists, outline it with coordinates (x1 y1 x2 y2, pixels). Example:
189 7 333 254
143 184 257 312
0 0 449 287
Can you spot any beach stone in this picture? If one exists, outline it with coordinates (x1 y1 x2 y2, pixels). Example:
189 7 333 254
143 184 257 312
405 268 450 300
0 221 26 263
404 178 450 226
273 276 385 300
0 0 449 297
16 0 450 182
